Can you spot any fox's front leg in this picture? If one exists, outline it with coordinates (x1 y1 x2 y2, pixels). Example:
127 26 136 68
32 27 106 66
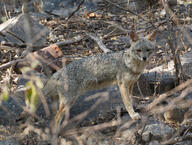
118 79 141 120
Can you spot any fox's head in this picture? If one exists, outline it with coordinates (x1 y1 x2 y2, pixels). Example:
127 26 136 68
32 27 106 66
129 31 157 62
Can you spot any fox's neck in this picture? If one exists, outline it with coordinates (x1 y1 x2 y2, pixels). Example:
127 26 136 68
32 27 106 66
123 50 146 75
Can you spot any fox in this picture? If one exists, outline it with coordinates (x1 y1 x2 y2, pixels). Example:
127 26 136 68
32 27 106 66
42 31 157 131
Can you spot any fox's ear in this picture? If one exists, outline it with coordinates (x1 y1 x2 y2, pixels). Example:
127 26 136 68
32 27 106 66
129 31 140 42
147 30 157 41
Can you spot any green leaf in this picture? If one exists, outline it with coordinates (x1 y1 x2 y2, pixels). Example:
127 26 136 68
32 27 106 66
25 81 39 112
31 60 39 69
1 86 9 101
0 17 7 22
21 66 31 73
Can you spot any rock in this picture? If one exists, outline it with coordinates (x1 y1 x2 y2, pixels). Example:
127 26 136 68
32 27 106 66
14 44 63 75
43 0 101 17
174 140 192 145
0 138 20 145
145 49 192 95
42 0 151 17
0 13 49 46
37 141 50 145
119 121 175 144
149 140 160 145
141 123 175 142
70 86 123 121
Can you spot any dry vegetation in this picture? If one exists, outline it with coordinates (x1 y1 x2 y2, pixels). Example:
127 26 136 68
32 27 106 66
0 0 192 145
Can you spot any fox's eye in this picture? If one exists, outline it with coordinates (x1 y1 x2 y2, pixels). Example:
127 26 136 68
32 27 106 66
146 48 151 52
137 49 141 52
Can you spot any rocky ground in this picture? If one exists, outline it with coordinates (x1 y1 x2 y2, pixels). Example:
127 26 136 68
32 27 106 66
0 0 192 145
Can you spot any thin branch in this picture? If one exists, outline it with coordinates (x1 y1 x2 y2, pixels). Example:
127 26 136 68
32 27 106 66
0 59 24 70
3 2 10 20
0 31 9 42
67 0 85 20
146 79 192 111
6 30 25 43
64 119 121 136
161 0 185 83
1 35 84 51
137 81 144 97
1 41 28 48
86 32 112 53
55 35 84 46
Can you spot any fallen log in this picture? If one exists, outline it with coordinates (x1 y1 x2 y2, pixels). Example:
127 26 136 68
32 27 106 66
136 51 192 96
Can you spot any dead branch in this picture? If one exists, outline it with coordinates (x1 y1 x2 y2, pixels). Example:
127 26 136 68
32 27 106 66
55 35 84 47
21 0 34 57
150 86 192 114
162 0 185 84
64 92 109 127
3 1 10 20
146 79 192 111
1 41 28 49
160 130 192 145
64 119 121 136
21 124 49 140
37 88 50 117
0 59 24 70
0 31 9 42
86 32 112 53
0 35 83 54
67 0 85 20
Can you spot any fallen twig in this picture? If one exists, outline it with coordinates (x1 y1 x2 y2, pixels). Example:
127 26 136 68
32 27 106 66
0 31 9 42
64 119 121 136
1 41 29 49
0 59 24 70
6 30 25 43
86 32 111 53
1 35 83 51
55 35 84 46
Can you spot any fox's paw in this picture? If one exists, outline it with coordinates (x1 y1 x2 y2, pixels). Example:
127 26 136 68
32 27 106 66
131 113 141 120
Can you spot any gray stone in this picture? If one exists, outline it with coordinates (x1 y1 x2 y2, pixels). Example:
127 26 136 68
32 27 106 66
0 13 49 46
174 140 192 145
141 123 175 142
43 0 101 17
0 138 20 145
119 121 175 144
149 140 160 145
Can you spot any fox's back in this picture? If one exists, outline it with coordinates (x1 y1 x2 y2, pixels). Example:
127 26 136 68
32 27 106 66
58 51 127 94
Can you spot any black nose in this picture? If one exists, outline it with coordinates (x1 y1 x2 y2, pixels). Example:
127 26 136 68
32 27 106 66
143 57 147 61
